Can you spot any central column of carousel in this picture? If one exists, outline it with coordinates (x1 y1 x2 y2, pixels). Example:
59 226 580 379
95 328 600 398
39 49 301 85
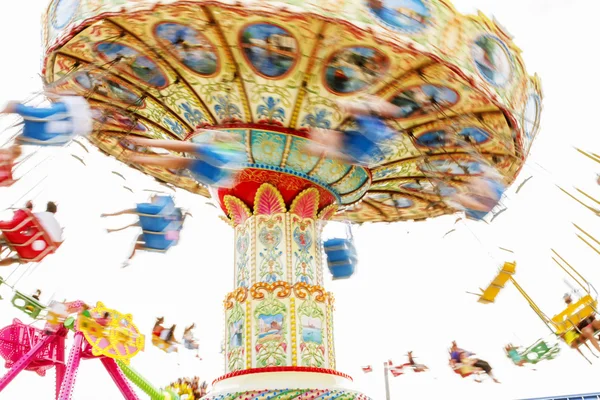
207 182 370 399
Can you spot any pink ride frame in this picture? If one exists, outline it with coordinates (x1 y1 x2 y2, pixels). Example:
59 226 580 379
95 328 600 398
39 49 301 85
0 301 142 399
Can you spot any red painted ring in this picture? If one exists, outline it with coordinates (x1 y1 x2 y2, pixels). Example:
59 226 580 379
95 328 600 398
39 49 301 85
212 366 353 385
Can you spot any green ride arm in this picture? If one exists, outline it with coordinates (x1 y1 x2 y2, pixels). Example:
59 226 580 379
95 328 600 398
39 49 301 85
116 360 174 400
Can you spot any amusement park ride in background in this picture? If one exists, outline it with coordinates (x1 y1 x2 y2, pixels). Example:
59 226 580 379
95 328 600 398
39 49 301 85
0 0 552 398
0 300 182 399
472 148 600 369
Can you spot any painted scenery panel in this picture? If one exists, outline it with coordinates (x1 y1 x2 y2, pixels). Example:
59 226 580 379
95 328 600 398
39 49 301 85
324 47 389 94
155 22 219 76
240 23 298 79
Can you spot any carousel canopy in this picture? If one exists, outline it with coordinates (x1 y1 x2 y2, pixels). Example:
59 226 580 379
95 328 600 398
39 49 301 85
42 0 541 223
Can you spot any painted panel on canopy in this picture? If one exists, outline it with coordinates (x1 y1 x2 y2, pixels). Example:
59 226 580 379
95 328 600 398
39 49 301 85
49 20 212 131
190 128 249 151
309 158 352 185
379 63 498 129
294 22 431 132
51 57 188 139
371 158 425 181
456 17 527 106
520 91 541 156
375 128 422 163
210 7 320 127
336 202 387 222
363 196 434 220
90 133 209 197
285 136 322 174
369 178 449 198
56 60 187 139
89 101 152 138
366 193 417 210
340 184 370 205
250 130 287 166
336 198 449 223
330 167 369 195
109 4 250 125
44 0 86 48
408 112 515 155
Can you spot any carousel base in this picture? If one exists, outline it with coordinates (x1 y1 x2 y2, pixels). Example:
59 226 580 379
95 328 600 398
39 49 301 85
202 367 372 400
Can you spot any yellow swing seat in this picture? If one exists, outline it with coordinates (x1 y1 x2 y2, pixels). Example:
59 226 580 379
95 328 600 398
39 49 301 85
152 334 177 352
551 294 597 336
478 262 516 304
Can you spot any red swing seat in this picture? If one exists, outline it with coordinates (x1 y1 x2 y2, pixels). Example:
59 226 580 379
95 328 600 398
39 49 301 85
0 209 60 262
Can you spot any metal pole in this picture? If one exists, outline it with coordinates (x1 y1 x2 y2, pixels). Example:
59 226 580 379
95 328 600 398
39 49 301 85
384 361 391 400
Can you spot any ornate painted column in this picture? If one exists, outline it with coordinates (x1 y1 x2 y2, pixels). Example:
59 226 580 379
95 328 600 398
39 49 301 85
224 185 336 372
204 167 370 399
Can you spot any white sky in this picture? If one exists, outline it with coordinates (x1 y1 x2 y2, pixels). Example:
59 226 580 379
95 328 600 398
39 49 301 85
0 1 599 399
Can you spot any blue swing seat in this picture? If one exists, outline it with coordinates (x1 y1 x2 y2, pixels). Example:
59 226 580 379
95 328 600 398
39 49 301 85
136 196 177 232
324 238 358 280
142 231 178 251
343 115 396 166
15 96 92 146
140 206 184 251
189 145 245 187
463 178 506 221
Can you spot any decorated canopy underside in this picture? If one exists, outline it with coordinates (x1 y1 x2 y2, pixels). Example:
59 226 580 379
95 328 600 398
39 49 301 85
42 0 542 223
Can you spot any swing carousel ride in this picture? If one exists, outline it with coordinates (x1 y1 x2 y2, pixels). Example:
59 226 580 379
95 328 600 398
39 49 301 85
0 0 543 398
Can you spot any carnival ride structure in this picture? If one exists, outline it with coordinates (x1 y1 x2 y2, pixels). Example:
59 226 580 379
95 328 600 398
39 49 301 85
478 256 600 364
0 300 184 400
0 0 544 397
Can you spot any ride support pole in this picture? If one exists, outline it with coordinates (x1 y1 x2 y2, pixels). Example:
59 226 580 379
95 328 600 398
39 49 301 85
116 359 167 400
0 333 55 392
55 335 66 400
101 358 141 400
57 331 84 400
383 361 391 400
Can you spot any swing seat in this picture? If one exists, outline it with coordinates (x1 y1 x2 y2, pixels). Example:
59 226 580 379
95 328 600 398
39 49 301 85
551 294 598 336
328 260 357 280
16 130 73 146
463 179 506 221
343 115 396 166
450 360 481 378
11 291 45 319
15 96 92 146
324 238 356 261
189 145 245 187
453 365 479 378
138 210 183 234
151 335 177 353
142 230 179 251
136 196 178 232
324 238 357 279
0 209 60 263
478 262 516 304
